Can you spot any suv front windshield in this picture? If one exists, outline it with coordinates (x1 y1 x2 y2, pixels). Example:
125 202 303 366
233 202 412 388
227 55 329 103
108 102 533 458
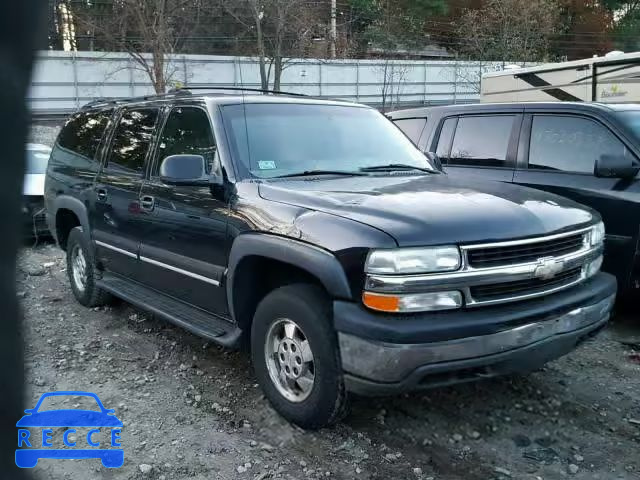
222 103 435 178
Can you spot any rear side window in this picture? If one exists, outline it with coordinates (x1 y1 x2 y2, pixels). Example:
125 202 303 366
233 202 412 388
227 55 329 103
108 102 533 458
53 109 112 170
529 115 634 173
106 108 159 174
393 118 427 145
449 115 516 167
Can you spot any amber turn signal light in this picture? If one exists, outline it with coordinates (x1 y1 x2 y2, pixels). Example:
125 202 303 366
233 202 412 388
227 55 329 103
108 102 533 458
362 292 400 312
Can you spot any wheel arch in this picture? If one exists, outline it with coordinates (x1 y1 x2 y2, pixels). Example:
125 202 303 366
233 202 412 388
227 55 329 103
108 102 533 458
227 234 352 333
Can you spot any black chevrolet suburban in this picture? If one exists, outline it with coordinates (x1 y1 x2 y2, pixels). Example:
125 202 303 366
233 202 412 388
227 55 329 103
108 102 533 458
45 90 616 429
389 102 640 296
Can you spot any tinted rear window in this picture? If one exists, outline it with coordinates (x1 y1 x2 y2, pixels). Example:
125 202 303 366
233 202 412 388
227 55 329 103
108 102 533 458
57 110 113 160
106 108 159 174
52 109 113 171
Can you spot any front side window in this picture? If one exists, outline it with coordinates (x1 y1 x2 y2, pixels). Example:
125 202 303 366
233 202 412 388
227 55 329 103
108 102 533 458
449 115 515 167
435 117 457 161
615 110 640 144
154 107 217 175
222 103 434 178
529 115 634 173
107 108 159 174
393 118 427 145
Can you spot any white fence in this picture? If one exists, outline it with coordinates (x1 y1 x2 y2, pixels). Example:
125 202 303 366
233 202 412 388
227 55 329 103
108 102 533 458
29 51 509 116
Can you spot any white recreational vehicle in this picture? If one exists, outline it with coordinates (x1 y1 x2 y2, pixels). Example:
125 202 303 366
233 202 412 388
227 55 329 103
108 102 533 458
481 51 640 103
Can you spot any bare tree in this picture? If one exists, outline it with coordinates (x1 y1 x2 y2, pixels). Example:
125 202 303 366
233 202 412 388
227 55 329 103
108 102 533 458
221 0 321 90
455 0 561 64
70 0 207 93
377 60 411 112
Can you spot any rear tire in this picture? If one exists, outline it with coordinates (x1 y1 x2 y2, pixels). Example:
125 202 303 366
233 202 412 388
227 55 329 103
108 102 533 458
66 227 111 307
251 284 348 429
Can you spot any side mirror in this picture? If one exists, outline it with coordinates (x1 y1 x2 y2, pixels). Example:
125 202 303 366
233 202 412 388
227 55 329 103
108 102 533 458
159 155 209 186
425 151 443 172
594 155 639 179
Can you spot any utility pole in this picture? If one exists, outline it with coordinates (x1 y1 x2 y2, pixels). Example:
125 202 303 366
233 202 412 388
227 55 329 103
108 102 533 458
330 0 337 58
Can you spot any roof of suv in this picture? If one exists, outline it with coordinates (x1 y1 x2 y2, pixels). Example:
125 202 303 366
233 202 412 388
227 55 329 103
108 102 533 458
81 90 369 112
387 102 640 119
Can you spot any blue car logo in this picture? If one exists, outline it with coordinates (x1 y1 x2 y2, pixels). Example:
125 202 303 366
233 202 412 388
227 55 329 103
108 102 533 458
16 391 123 468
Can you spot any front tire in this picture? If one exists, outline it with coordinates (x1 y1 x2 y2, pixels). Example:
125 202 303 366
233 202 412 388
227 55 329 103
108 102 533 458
251 284 348 429
66 227 110 307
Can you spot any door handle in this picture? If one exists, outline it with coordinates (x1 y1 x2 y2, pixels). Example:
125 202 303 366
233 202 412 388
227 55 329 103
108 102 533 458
96 188 108 202
140 195 155 211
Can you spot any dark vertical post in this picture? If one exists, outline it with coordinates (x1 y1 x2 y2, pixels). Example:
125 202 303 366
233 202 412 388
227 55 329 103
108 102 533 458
0 0 46 477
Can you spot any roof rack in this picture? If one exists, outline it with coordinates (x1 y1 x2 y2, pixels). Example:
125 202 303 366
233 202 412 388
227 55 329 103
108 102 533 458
80 86 309 110
170 86 309 97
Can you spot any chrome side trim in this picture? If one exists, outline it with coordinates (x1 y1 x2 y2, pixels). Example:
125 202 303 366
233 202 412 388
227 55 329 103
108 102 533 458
139 256 221 287
95 240 137 259
339 293 615 384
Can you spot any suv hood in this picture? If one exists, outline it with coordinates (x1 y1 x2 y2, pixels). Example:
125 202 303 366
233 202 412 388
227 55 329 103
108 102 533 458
259 175 596 246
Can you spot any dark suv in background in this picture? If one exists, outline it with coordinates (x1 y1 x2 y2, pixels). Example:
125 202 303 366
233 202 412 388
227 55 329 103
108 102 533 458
45 90 615 429
389 102 640 296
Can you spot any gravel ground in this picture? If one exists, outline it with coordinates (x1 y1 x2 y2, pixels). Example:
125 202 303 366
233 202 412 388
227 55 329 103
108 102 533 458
17 243 640 480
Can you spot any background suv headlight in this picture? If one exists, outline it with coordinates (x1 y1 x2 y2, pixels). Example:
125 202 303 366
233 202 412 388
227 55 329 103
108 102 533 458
590 222 605 247
365 246 461 275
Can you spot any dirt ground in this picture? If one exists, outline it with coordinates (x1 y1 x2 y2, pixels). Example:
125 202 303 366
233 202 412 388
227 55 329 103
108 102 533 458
16 242 640 480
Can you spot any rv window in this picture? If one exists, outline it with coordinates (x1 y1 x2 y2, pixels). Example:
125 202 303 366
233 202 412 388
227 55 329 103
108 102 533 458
529 115 632 174
393 118 427 145
449 115 515 167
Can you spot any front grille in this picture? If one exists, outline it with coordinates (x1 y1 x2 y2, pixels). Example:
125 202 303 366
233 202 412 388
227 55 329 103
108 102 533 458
470 267 582 303
467 233 585 269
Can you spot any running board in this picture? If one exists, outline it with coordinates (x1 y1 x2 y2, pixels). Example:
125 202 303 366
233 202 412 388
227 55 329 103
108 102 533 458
97 274 242 348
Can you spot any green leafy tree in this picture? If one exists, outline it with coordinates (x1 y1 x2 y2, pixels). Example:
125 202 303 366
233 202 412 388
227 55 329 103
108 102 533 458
455 0 562 63
345 0 447 56
603 0 640 51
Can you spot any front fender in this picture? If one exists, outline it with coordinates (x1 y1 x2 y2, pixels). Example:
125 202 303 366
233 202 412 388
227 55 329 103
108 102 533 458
226 233 353 320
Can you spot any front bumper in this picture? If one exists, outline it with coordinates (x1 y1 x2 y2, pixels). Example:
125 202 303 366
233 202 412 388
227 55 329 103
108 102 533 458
336 272 616 395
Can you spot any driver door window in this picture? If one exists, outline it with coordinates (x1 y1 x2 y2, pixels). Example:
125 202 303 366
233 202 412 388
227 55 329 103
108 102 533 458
154 107 218 176
529 115 633 174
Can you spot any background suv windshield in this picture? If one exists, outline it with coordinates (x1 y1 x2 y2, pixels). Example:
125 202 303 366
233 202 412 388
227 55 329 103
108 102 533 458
26 148 50 174
222 103 434 178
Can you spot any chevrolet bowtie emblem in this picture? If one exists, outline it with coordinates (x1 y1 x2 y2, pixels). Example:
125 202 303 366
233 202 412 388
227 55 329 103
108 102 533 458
534 257 565 280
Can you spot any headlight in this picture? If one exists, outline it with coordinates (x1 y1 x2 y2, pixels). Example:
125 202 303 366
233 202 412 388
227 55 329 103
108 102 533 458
365 246 461 274
585 255 603 278
590 222 605 246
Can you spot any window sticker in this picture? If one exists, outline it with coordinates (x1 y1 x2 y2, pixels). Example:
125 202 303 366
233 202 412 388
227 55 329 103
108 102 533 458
258 160 277 170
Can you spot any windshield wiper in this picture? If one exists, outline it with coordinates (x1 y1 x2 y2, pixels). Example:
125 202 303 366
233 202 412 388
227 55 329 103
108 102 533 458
274 170 368 178
359 164 437 174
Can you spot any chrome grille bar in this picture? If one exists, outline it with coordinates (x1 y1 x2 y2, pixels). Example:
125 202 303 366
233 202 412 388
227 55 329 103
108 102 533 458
364 227 601 308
